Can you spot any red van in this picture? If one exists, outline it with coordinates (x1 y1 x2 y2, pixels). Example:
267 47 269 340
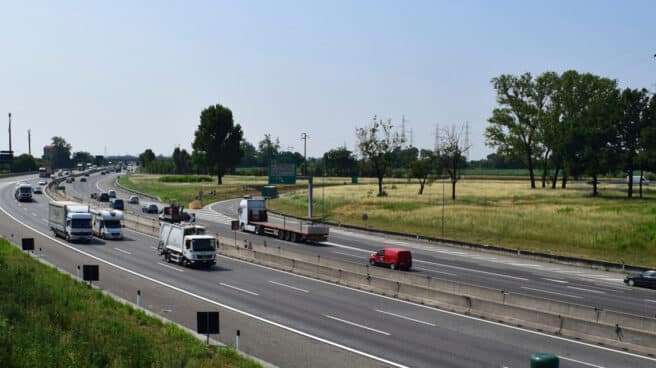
369 248 412 270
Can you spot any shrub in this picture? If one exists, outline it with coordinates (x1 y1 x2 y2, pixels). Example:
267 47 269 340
158 175 213 183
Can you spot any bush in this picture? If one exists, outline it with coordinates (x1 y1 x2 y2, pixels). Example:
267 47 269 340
235 167 268 176
158 175 214 183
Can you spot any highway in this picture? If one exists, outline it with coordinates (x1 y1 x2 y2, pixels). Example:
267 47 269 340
2 171 650 367
88 172 656 319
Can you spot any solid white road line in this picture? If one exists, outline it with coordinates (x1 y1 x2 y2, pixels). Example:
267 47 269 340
566 286 606 295
543 278 569 284
522 287 582 299
157 262 184 272
646 299 656 304
114 247 131 255
324 315 390 336
269 280 309 293
415 259 529 281
220 283 259 296
412 266 456 276
332 251 362 258
559 356 606 368
375 309 436 327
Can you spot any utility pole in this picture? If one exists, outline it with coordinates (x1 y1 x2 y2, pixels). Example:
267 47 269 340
300 132 309 176
401 115 406 146
27 129 31 156
8 113 12 152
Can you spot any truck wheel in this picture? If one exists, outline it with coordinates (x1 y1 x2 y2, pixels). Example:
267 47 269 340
369 259 375 266
165 253 171 263
290 233 297 242
390 263 397 270
240 223 245 232
278 231 285 240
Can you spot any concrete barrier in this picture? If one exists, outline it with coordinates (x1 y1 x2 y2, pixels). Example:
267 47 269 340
598 309 656 334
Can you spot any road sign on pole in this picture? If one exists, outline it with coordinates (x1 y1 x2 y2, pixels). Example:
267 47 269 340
268 162 296 184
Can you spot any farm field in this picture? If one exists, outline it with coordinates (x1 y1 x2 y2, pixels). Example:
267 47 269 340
268 179 656 268
0 238 260 368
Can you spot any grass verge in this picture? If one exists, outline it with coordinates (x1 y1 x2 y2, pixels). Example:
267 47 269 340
0 238 260 368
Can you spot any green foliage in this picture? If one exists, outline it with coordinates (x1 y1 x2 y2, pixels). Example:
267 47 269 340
48 136 72 169
0 238 260 368
11 154 38 172
158 175 214 183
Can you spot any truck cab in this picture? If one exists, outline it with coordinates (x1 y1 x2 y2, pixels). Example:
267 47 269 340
158 223 216 267
238 197 268 233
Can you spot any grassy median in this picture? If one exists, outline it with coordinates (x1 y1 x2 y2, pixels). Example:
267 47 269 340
0 238 260 368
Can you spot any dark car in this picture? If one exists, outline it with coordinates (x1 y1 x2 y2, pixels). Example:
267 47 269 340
142 203 158 214
110 198 124 210
624 270 656 289
369 248 412 270
90 193 98 199
80 177 87 182
98 192 110 202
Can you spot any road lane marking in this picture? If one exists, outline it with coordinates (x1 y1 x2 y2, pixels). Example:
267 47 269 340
646 299 656 304
2 187 652 367
114 247 131 255
522 287 582 299
269 280 309 293
324 315 390 336
333 251 362 258
220 283 259 296
31 212 37 217
415 260 529 281
413 267 456 276
543 278 568 284
566 286 606 295
559 356 605 368
150 246 157 250
375 309 436 326
157 262 184 272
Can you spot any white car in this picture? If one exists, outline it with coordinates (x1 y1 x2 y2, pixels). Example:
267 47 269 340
32 186 43 194
128 195 139 204
38 180 47 186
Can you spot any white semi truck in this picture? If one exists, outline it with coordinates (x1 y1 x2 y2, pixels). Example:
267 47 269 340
238 197 329 242
48 201 93 242
91 209 124 240
157 223 216 268
14 183 33 202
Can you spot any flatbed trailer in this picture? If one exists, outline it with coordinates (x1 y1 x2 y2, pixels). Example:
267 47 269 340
249 220 328 242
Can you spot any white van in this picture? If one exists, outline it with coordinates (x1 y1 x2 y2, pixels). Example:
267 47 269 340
627 176 650 185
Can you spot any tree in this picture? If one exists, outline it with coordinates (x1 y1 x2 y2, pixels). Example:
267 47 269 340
487 73 543 188
192 104 244 184
139 149 156 167
72 151 93 167
172 147 192 174
257 134 280 166
239 140 258 167
323 147 357 176
410 151 434 195
438 124 470 200
356 116 403 195
616 88 650 198
11 154 37 172
48 136 72 169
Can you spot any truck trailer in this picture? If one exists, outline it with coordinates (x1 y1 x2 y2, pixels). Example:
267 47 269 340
157 223 216 267
238 197 329 242
91 209 124 240
48 201 93 242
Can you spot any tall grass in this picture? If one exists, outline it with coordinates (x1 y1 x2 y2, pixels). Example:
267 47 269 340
268 180 656 267
0 238 260 368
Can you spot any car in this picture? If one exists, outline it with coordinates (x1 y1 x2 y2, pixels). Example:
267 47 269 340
98 193 110 202
80 177 87 182
369 248 412 270
90 193 98 199
624 270 656 289
110 198 124 210
100 171 106 175
38 180 47 186
128 195 139 204
65 177 73 183
142 203 158 214
108 190 117 198
32 186 42 194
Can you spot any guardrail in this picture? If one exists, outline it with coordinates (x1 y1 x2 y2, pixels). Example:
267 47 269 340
48 182 656 357
114 177 161 202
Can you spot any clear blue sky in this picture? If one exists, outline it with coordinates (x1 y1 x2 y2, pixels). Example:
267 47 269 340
0 0 654 160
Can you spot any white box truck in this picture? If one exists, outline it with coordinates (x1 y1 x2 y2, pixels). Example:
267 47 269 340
14 183 33 202
157 223 216 268
49 201 93 242
91 209 124 240
238 197 329 242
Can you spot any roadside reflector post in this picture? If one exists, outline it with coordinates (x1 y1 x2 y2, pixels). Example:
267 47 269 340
236 329 240 350
137 290 141 306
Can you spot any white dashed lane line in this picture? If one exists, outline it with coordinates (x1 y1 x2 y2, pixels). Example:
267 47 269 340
375 309 436 327
521 287 583 299
220 283 259 296
324 315 390 336
269 280 309 293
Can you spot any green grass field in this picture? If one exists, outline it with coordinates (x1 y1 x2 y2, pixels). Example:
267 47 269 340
119 174 656 267
0 238 260 368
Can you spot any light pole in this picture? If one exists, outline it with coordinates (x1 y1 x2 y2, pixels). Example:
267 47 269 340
441 179 445 239
300 132 309 176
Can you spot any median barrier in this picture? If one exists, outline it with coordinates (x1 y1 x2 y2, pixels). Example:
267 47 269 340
503 292 597 322
427 276 506 304
254 251 295 272
336 269 369 289
292 260 341 283
397 283 471 312
598 309 656 333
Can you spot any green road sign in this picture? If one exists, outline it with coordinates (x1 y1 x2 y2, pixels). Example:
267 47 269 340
269 162 296 184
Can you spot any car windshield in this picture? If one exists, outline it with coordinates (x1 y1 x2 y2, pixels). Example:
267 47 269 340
643 271 656 277
193 238 215 251
20 187 31 193
104 220 121 229
71 219 91 228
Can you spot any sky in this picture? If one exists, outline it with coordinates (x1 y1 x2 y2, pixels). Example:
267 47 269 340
0 0 654 160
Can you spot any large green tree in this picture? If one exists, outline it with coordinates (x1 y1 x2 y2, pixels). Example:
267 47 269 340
139 149 156 167
323 147 357 176
257 134 280 167
172 147 192 174
192 104 244 184
11 154 38 172
616 88 651 198
49 136 72 169
356 116 403 195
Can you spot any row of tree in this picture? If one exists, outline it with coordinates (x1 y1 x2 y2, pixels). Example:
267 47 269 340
486 70 656 198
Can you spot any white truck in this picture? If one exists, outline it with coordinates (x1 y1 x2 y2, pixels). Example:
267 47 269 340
48 201 93 242
238 197 329 243
91 209 124 240
157 223 216 268
14 183 33 202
